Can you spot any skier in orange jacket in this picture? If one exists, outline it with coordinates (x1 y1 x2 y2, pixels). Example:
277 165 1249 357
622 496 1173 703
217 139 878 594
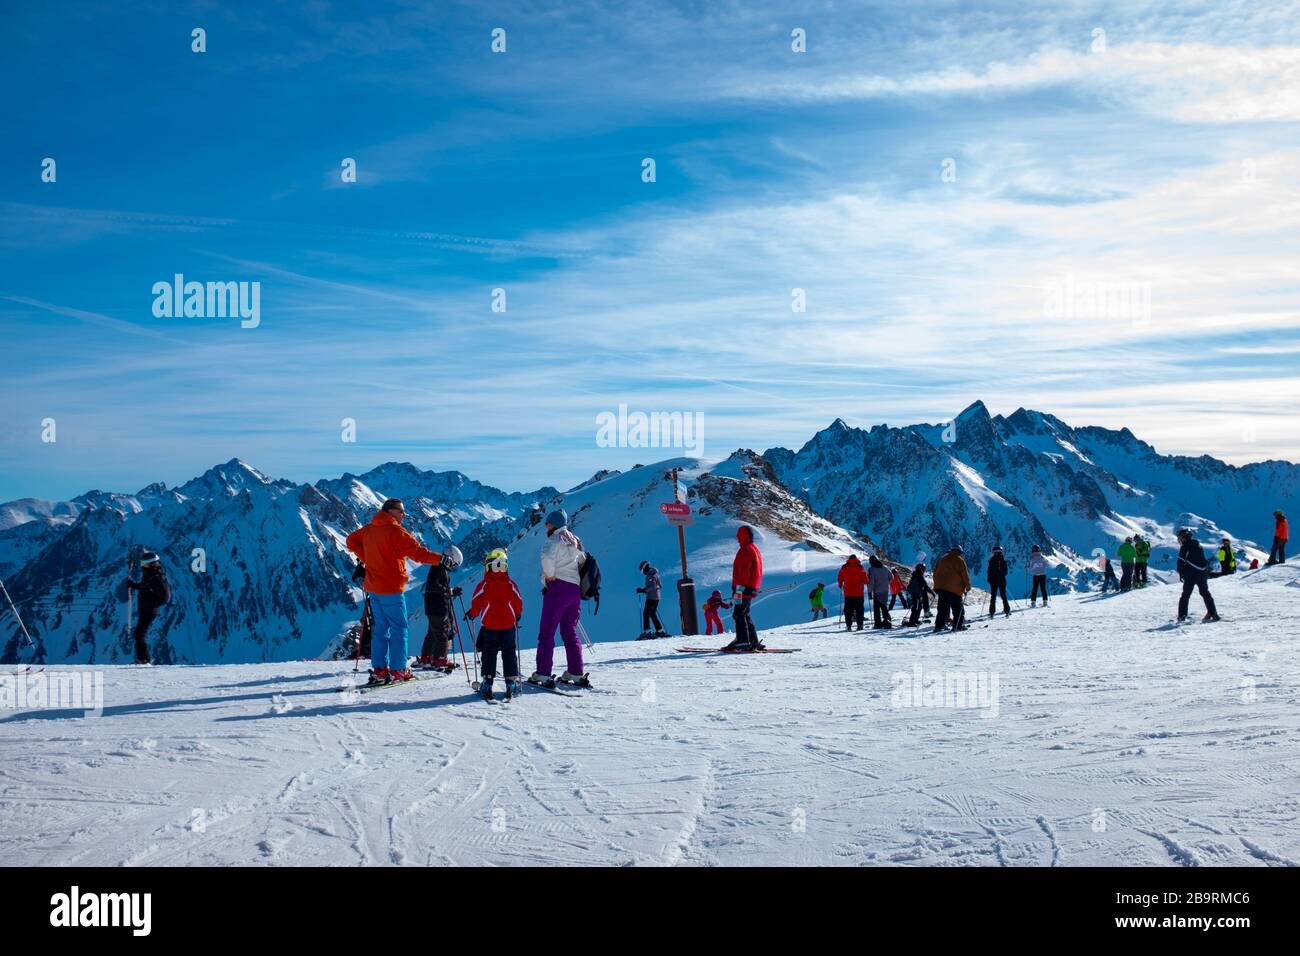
346 498 443 685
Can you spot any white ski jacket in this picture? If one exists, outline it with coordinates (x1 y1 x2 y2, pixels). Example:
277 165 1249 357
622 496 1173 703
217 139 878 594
541 528 586 586
1027 553 1048 576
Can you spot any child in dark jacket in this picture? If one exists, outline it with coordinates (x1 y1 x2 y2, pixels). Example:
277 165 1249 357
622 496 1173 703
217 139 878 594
905 563 935 627
466 549 524 699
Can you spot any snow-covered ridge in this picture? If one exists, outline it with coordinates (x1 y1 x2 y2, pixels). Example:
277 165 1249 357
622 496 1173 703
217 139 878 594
2 403 1294 665
765 400 1297 587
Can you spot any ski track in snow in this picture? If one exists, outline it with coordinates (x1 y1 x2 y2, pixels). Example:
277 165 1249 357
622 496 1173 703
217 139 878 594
2 567 1300 866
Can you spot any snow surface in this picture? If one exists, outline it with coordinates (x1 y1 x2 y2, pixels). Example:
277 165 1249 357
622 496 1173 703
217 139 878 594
3 566 1298 866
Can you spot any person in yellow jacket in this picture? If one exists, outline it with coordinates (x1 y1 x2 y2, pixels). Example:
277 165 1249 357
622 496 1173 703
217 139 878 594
1213 537 1237 577
1133 535 1151 587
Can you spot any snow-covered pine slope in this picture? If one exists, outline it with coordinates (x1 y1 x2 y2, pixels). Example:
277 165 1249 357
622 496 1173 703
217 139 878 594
4 463 363 666
766 401 1300 592
431 452 883 650
1 462 553 666
4 564 1296 866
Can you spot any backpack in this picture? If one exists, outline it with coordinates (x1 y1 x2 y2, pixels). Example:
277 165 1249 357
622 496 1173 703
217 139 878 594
808 588 817 600
579 551 602 614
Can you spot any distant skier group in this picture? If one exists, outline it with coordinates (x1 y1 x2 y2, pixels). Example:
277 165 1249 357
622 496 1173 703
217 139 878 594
828 540 1056 635
1111 534 1152 590
120 505 1289 667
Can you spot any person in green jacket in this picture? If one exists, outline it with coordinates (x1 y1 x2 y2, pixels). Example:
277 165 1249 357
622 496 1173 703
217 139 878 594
809 582 828 620
1118 537 1137 591
1133 534 1151 587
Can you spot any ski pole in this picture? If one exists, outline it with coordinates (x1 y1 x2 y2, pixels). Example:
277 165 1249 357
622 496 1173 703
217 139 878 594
0 577 35 648
353 598 363 672
125 554 132 649
127 548 140 654
354 596 373 672
454 608 480 686
457 608 478 686
577 620 595 657
454 592 477 685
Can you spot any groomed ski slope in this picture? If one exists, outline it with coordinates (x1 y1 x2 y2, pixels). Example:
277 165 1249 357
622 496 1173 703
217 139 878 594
2 565 1298 867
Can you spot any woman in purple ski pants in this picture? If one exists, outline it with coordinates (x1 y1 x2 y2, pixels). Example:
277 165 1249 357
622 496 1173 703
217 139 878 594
534 508 586 678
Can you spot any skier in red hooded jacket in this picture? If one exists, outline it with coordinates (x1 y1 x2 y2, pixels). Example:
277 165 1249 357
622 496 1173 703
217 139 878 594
724 525 764 650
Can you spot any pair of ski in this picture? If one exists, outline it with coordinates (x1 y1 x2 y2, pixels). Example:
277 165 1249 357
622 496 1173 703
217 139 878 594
8 666 44 676
342 668 455 695
523 674 609 698
473 675 600 701
675 646 800 654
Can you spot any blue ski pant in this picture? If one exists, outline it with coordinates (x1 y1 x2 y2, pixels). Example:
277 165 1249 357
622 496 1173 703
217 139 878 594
368 591 410 672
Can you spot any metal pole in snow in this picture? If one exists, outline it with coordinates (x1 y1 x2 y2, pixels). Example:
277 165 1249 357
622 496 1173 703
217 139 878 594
126 553 133 650
0 576 35 647
673 468 689 579
455 592 478 685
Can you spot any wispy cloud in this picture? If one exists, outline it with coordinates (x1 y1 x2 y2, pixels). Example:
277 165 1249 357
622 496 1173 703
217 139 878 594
3 0 1299 499
725 43 1300 123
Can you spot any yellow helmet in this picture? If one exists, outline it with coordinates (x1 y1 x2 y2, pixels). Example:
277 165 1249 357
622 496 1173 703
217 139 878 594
484 548 509 573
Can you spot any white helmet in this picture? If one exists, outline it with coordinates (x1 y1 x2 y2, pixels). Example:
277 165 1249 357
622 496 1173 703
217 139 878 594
442 545 463 570
484 548 509 573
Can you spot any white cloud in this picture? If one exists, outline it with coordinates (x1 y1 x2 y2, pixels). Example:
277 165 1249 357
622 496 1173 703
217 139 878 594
726 42 1300 123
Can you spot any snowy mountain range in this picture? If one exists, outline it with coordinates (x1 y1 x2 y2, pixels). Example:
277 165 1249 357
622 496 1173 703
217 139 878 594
2 403 1295 665
765 401 1297 582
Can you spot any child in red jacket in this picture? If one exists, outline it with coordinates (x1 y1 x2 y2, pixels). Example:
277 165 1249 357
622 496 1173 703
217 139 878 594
466 549 524 700
702 589 732 635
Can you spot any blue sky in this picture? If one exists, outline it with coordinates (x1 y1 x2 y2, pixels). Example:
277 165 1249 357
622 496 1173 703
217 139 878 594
3 0 1299 501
